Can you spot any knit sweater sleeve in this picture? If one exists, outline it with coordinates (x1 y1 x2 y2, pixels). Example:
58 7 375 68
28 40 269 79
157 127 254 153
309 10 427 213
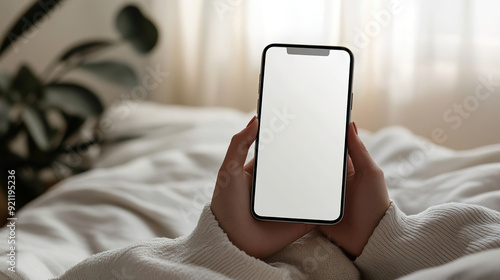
355 202 500 280
51 205 291 280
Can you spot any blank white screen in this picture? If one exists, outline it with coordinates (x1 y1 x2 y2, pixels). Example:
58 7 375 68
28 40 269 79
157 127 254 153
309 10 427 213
254 46 351 222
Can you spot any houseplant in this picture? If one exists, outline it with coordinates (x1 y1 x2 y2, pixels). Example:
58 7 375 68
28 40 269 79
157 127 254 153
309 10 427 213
0 0 158 214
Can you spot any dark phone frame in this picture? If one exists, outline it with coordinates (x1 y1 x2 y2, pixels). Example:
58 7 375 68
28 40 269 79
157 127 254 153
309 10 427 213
251 43 354 225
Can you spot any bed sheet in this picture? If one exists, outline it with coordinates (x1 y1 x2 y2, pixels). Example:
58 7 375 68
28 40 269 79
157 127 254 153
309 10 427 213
0 101 499 279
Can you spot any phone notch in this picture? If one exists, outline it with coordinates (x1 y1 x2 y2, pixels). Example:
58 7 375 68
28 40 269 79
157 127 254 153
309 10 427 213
286 47 330 56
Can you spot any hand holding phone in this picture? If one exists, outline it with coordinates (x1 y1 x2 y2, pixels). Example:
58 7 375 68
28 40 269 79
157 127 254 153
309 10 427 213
252 44 354 224
210 117 315 259
211 44 390 259
319 122 391 257
210 118 390 259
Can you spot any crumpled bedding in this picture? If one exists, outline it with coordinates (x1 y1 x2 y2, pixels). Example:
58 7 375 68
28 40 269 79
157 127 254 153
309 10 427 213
1 102 499 279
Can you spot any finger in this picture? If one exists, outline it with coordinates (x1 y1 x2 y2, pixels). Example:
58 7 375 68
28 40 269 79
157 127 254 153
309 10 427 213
221 116 258 170
244 158 255 173
347 122 379 173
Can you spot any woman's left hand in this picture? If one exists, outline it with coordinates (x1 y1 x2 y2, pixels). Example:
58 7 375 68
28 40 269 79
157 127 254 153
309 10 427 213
211 116 316 259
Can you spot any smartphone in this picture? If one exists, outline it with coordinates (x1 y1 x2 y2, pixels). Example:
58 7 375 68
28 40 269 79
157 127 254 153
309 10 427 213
251 44 354 224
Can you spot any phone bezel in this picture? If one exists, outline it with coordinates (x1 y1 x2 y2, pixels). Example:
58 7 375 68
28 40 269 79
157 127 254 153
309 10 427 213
251 43 354 225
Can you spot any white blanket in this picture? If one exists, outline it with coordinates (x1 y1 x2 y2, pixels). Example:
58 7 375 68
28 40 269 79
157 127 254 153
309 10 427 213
1 102 499 279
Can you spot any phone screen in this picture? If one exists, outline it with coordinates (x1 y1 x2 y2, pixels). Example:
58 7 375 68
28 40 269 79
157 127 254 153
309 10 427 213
252 44 353 224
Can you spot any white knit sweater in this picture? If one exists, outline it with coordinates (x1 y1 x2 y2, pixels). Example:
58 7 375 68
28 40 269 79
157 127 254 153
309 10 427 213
40 202 500 280
355 202 500 279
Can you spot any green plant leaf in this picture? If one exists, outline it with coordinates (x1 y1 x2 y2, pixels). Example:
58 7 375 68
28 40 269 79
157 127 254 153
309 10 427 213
43 83 103 117
127 20 158 54
11 65 41 99
79 61 138 89
59 40 114 62
116 5 158 54
22 106 51 151
0 0 66 57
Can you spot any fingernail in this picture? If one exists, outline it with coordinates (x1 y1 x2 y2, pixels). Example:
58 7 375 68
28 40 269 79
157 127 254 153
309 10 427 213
353 122 358 135
246 116 257 127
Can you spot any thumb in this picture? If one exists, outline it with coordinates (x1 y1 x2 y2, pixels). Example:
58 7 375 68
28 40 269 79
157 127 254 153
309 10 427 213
347 122 379 174
221 116 258 169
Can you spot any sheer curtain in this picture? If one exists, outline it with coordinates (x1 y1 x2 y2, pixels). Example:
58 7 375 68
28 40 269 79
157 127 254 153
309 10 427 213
149 0 500 149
